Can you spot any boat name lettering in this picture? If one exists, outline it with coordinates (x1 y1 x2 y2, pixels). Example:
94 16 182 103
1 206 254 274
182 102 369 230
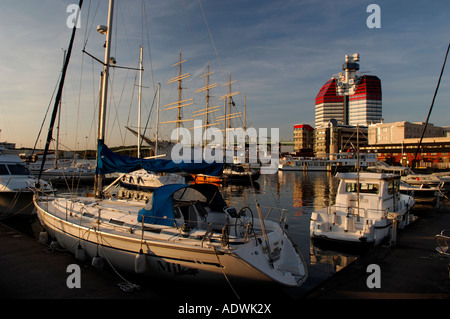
157 260 198 276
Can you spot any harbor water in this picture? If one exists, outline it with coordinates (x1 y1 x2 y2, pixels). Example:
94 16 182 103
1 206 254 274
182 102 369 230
222 170 358 296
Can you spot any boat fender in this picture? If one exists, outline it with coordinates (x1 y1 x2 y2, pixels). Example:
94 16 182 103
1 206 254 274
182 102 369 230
92 254 104 269
50 239 61 250
333 212 338 225
135 249 147 274
75 244 86 261
39 230 48 244
344 215 350 232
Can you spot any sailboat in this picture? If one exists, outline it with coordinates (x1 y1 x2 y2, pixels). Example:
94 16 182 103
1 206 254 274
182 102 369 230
34 0 307 288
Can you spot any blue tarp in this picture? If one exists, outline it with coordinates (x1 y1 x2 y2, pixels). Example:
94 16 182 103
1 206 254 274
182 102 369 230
95 140 223 176
137 184 187 226
137 183 227 226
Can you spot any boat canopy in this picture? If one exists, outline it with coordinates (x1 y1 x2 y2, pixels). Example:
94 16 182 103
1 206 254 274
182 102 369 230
137 183 228 226
96 140 223 176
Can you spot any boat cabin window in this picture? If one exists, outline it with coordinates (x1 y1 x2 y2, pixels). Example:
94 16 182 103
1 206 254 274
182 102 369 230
388 179 399 195
0 164 8 175
345 182 379 194
7 163 31 175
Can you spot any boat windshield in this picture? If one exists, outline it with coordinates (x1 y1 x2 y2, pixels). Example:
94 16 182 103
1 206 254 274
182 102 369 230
0 164 8 175
6 163 31 175
345 182 379 194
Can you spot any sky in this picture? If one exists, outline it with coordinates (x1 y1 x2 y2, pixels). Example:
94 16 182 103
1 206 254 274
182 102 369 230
1 0 450 150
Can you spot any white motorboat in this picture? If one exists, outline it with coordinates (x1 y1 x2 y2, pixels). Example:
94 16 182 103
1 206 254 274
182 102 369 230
0 146 53 218
39 162 96 184
399 180 445 207
367 161 445 188
310 172 415 248
34 0 307 289
119 169 185 190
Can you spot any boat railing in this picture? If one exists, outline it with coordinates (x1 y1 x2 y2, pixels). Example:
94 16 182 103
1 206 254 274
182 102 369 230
324 203 406 221
434 230 450 257
260 205 289 231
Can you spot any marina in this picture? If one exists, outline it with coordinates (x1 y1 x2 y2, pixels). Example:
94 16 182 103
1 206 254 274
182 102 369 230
1 170 449 303
1 1 450 311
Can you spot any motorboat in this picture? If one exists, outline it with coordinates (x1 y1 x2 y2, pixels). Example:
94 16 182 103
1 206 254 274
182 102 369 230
223 163 261 183
38 162 96 184
310 172 415 248
119 169 185 190
399 180 445 207
0 146 53 218
367 161 445 188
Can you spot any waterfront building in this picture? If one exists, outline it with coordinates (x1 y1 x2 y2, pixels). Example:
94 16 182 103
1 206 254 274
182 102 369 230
364 121 450 168
315 54 382 127
314 121 368 158
293 124 314 154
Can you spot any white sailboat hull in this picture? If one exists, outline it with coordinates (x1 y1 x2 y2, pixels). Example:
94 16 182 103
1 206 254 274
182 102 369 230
34 195 307 287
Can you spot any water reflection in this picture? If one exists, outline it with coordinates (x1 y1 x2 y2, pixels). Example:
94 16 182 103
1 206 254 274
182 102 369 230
221 170 359 294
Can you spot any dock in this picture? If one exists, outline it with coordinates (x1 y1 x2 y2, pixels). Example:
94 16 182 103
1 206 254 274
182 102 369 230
0 222 161 299
304 203 450 299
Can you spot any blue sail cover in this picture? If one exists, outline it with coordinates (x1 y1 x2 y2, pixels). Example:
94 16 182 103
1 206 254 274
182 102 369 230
137 183 227 226
95 140 223 176
137 184 187 226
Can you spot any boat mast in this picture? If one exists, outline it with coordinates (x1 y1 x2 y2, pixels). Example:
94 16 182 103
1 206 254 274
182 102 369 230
162 51 192 144
194 62 218 146
55 49 67 169
243 93 246 131
137 45 143 158
37 0 83 182
155 83 160 156
95 0 114 198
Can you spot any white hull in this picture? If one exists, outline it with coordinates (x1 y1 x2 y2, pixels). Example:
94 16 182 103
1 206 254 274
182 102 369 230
120 169 185 190
310 203 414 246
34 194 307 287
310 172 415 247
